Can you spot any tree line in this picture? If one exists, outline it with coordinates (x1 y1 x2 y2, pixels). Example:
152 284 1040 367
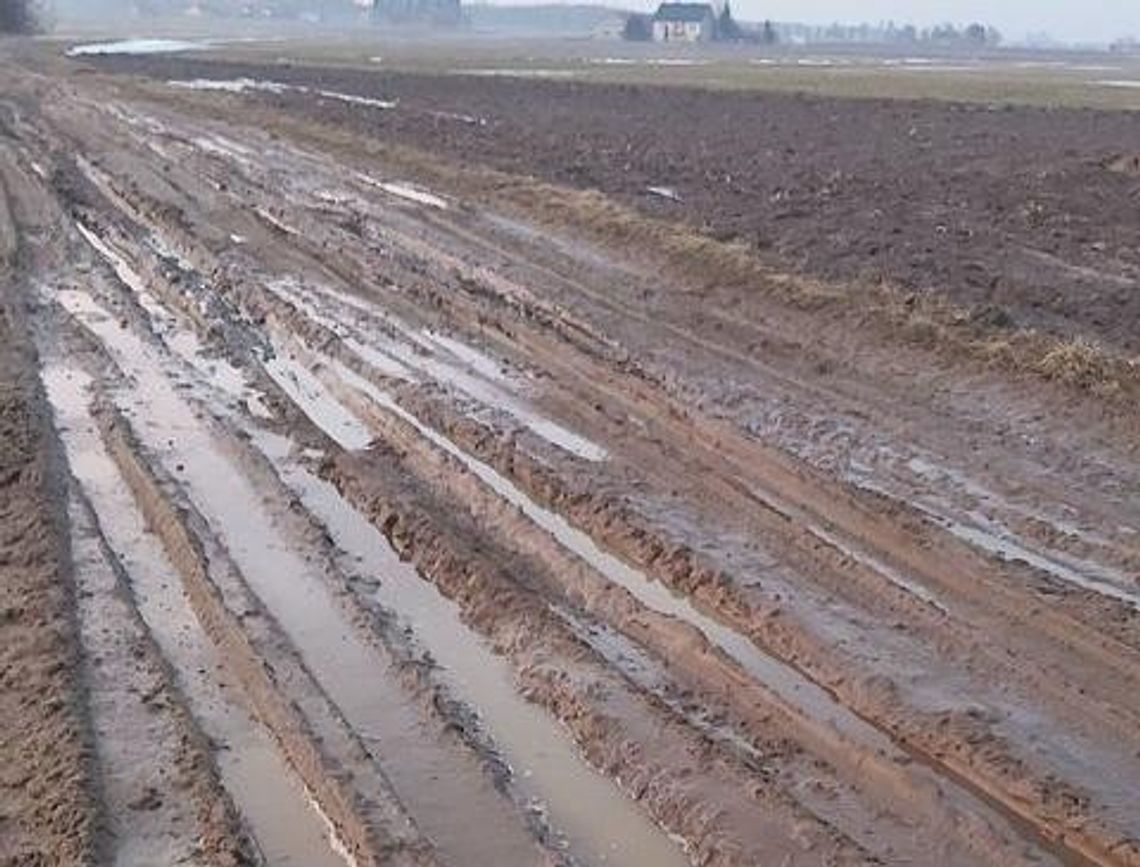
775 20 1002 46
0 0 35 32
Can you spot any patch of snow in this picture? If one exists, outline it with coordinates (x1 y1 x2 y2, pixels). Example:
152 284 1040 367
170 77 291 94
1096 79 1140 89
314 89 396 109
253 206 298 235
169 78 395 109
458 68 577 79
646 58 709 67
68 39 207 57
647 186 681 202
356 174 448 209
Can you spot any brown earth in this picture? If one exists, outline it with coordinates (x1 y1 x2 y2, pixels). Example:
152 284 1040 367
91 55 1140 354
0 280 96 865
1 42 1138 867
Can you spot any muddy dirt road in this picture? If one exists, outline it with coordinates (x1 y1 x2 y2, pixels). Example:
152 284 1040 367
1 46 1138 866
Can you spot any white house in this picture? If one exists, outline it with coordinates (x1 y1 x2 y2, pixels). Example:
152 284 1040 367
652 2 717 42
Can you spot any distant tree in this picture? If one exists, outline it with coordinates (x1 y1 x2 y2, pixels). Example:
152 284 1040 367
0 0 35 32
761 18 777 44
929 23 959 43
717 2 741 41
622 11 652 41
964 22 987 44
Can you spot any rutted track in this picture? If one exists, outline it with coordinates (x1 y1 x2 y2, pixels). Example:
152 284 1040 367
0 49 1138 867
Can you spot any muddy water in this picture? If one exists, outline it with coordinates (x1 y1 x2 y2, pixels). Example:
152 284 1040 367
250 429 692 867
851 459 1140 610
44 365 343 867
77 221 258 408
67 495 205 866
333 360 885 745
328 361 1075 864
263 343 374 450
931 510 1140 609
266 278 607 461
52 291 544 867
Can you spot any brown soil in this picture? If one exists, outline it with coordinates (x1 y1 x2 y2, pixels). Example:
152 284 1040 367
2 42 1138 867
92 55 1140 354
0 292 96 865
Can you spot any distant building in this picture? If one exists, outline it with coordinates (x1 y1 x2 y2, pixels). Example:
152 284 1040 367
652 2 716 42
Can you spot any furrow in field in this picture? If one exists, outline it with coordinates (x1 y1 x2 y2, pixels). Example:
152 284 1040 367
302 339 1070 867
244 429 696 867
65 485 246 867
44 363 342 867
46 280 557 867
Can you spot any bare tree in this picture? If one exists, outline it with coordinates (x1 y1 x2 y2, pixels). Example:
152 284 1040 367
0 0 35 33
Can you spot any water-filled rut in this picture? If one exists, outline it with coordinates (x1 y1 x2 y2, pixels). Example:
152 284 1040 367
44 364 343 867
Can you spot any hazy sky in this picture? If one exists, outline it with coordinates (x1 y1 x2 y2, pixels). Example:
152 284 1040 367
648 1 1139 43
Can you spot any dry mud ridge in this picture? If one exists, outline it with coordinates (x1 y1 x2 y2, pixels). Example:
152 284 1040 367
0 48 1138 867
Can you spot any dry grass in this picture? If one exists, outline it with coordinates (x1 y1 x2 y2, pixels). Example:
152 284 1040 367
486 176 1140 401
1034 338 1127 392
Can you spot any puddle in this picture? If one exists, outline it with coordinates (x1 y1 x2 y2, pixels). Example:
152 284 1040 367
266 278 607 461
426 109 487 126
421 329 508 382
67 38 208 56
856 457 1140 610
44 365 344 867
171 78 292 95
458 69 578 79
646 59 709 67
53 291 544 867
68 495 202 865
356 175 448 209
933 512 1140 610
313 89 397 110
262 344 374 450
333 360 889 747
1095 80 1140 89
77 221 254 406
329 361 1075 864
249 429 691 867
